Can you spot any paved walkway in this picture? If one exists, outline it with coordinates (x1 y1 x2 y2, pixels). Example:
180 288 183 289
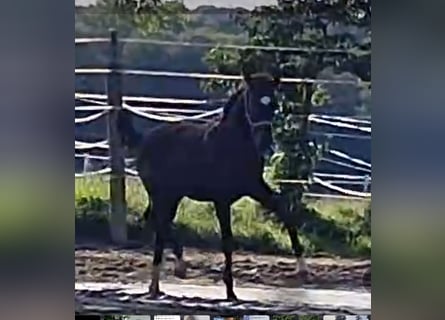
75 281 370 314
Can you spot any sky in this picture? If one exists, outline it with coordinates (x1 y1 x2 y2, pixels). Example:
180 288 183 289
75 0 277 9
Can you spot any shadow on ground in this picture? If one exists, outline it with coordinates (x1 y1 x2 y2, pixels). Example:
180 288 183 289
75 205 369 258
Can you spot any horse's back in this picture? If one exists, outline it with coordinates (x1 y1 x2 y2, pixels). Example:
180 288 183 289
136 122 215 179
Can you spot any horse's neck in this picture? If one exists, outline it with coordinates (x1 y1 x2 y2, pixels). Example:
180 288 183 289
204 88 250 142
215 91 264 161
220 90 248 130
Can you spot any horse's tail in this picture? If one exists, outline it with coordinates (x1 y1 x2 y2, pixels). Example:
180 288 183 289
117 109 143 150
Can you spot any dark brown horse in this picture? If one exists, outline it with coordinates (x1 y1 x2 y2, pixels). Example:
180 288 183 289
117 71 309 300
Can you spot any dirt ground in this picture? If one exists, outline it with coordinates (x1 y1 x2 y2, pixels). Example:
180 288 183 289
75 245 370 314
75 245 370 292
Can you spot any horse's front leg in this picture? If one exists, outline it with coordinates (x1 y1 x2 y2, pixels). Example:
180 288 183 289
248 179 309 278
214 201 238 301
148 195 180 297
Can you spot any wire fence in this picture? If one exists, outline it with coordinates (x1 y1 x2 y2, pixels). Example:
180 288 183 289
75 35 371 87
75 36 371 57
75 85 371 197
75 95 371 131
76 67 368 86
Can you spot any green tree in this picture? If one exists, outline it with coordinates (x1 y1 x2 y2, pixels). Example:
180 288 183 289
75 0 191 77
204 0 371 221
76 0 188 37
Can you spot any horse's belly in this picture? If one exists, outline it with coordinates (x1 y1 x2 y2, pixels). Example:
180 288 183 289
186 193 215 202
185 190 241 203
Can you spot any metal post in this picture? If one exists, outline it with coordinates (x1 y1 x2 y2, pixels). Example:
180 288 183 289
106 29 127 244
363 174 371 192
82 154 90 174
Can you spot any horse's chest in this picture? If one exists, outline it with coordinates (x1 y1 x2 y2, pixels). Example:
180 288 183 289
184 184 244 202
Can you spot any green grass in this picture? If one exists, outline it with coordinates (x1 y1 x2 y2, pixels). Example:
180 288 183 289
75 175 371 258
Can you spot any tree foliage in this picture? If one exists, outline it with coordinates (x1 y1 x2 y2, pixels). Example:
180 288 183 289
204 0 371 215
76 0 188 37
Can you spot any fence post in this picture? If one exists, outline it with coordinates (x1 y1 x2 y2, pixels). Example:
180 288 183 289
106 29 127 244
363 174 371 193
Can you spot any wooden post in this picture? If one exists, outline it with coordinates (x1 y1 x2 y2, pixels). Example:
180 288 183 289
106 29 127 244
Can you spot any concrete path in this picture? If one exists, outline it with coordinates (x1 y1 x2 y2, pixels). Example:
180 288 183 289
75 281 370 315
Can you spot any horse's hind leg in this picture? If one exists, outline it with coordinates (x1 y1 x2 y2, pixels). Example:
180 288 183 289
249 180 309 279
140 191 183 267
140 180 154 243
168 211 187 279
148 194 180 297
215 201 238 301
141 179 185 278
140 204 155 243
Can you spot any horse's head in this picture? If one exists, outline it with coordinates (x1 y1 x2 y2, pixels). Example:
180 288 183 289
242 70 280 157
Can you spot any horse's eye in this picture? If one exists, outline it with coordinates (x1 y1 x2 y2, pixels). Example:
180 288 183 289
260 96 271 105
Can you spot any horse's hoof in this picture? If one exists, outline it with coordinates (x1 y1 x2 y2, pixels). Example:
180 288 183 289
148 289 165 299
226 291 238 301
174 260 187 279
148 285 164 298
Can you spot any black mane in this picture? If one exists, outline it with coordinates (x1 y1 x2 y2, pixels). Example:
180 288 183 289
221 86 244 121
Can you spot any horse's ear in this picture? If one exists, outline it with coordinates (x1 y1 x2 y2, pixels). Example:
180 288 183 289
240 49 253 82
241 66 252 83
241 64 253 83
